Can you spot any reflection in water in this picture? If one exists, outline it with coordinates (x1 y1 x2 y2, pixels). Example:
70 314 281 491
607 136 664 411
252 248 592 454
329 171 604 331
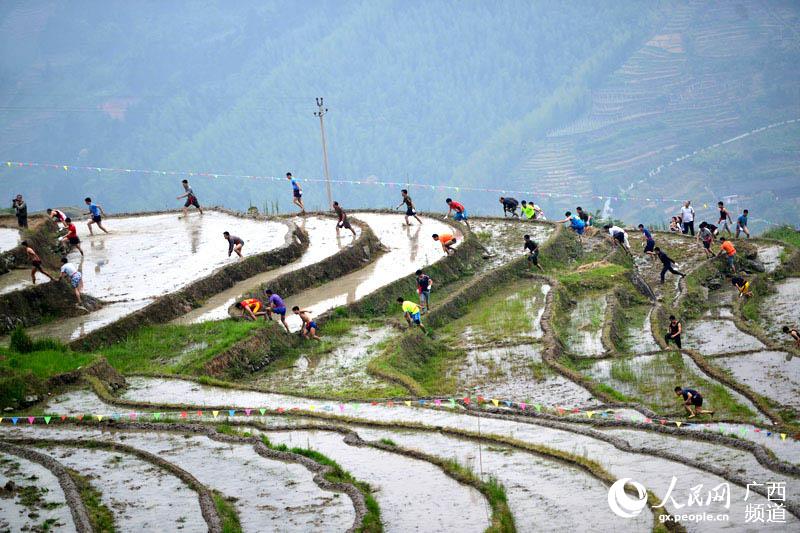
184 218 202 254
407 223 420 263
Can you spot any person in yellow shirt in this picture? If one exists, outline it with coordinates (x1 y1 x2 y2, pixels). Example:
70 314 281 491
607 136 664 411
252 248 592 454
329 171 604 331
397 297 427 333
717 237 737 273
235 298 265 321
432 233 456 255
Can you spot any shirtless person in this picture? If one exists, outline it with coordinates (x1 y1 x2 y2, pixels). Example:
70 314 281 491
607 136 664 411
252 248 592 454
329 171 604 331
432 233 456 255
235 297 267 321
21 241 54 284
292 306 320 340
395 189 422 225
333 201 356 236
223 231 244 258
60 217 84 256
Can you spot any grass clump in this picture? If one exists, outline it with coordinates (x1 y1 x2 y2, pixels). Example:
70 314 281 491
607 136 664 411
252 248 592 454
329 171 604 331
557 263 627 292
761 225 800 249
212 490 242 533
68 469 115 532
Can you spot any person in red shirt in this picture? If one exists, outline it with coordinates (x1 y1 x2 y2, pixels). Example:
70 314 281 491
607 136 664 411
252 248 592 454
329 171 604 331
60 217 84 256
444 198 469 228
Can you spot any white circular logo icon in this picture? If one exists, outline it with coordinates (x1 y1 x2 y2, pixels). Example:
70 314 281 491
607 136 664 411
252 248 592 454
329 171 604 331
608 478 648 518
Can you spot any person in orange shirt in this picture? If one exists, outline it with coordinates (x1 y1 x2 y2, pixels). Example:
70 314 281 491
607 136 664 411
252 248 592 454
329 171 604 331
432 233 456 255
717 237 737 273
235 297 266 321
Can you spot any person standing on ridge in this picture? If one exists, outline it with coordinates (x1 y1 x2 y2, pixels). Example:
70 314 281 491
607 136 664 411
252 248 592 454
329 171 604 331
717 237 737 273
698 222 715 258
444 198 469 228
681 200 695 235
717 201 732 236
12 194 27 228
524 234 543 271
416 269 432 313
638 224 656 257
674 386 714 418
84 197 109 235
736 209 750 239
223 231 244 258
287 172 305 214
499 196 519 218
653 246 685 284
395 189 422 225
333 201 356 236
177 179 204 218
21 241 54 284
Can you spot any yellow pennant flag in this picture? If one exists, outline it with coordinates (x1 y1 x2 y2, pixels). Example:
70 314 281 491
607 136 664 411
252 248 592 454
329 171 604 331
675 421 682 427
212 410 219 418
62 165 68 171
586 411 594 418
491 399 499 407
0 417 3 423
309 405 316 411
95 415 103 421
781 433 787 441
404 401 411 407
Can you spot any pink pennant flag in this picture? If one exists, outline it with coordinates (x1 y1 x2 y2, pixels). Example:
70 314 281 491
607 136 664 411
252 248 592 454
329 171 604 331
27 416 35 424
519 402 526 410
245 409 252 416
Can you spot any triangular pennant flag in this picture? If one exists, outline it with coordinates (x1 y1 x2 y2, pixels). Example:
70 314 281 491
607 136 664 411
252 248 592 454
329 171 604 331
27 416 34 424
404 401 411 407
212 410 219 418
519 402 526 410
434 399 441 406
463 397 471 405
353 403 361 411
491 399 499 407
76 415 84 421
659 419 667 425
781 433 787 441
96 415 103 421
0 417 3 424
245 409 252 416
586 411 594 419
504 400 512 407
180 411 187 418
535 404 542 412
572 408 580 414
129 412 137 420
44 416 51 424
196 410 203 417
153 413 161 420
477 396 485 404
62 165 68 171
418 399 426 406
767 431 772 437
448 398 456 407
309 405 316 411
112 413 120 421
259 408 266 415
338 404 345 412
276 407 285 413
12 417 18 425
60 415 66 421
228 410 235 417
675 421 682 427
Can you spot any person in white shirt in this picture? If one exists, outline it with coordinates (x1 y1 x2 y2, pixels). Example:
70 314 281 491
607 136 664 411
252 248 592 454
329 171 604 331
604 224 632 256
681 200 695 236
59 257 84 305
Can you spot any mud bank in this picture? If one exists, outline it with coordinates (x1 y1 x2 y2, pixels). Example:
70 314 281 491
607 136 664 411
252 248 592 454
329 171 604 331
0 282 103 334
67 214 301 350
0 228 19 252
176 215 360 323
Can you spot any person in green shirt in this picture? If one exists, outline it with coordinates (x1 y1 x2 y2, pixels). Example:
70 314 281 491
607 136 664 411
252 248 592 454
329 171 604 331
397 297 427 333
520 200 535 219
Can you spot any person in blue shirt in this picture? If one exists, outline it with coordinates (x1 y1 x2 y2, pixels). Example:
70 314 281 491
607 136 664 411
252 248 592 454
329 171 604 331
556 211 586 242
637 224 656 257
84 197 109 235
735 209 750 239
287 172 305 214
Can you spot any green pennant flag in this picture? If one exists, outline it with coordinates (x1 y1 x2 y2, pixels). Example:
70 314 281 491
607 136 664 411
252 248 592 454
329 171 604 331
153 413 161 420
44 416 51 424
259 408 266 416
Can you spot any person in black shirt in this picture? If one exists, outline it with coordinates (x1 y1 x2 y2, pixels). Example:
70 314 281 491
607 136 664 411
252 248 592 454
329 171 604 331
665 315 682 349
415 269 432 313
12 194 27 228
674 386 714 418
395 189 422 226
653 247 685 284
782 326 800 348
523 234 543 271
499 197 519 218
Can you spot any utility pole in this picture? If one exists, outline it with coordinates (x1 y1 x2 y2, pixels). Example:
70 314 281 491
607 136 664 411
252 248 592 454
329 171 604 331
315 97 333 209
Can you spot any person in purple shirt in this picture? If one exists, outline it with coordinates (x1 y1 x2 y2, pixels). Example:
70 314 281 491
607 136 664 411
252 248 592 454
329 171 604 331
264 289 290 332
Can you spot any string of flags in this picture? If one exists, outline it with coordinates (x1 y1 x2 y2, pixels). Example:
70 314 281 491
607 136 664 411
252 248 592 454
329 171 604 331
0 395 795 443
2 159 699 206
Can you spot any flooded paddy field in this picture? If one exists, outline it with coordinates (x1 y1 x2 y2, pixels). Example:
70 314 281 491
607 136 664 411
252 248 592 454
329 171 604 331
0 227 19 251
761 277 800 345
563 292 607 357
469 219 553 268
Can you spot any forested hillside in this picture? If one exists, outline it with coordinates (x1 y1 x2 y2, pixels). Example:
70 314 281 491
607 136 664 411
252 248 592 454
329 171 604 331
0 0 798 231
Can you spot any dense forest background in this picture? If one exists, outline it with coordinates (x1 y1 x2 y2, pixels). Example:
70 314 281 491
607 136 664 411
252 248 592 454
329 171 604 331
0 0 798 231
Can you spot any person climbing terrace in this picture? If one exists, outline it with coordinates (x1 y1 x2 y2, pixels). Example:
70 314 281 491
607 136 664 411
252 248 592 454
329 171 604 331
782 326 800 348
395 189 422 225
177 179 204 218
397 297 427 334
235 297 266 321
736 209 750 239
287 172 305 214
333 201 356 236
533 203 546 220
59 256 84 307
653 246 685 284
60 217 84 256
669 216 682 233
674 386 714 418
46 208 67 229
665 315 683 349
717 201 733 236
520 200 535 220
444 198 469 228
604 224 632 256
499 196 519 218
555 211 585 241
717 237 737 273
293 306 320 340
416 269 433 313
576 206 592 228
223 231 244 258
730 275 752 299
698 222 715 258
11 194 27 228
265 289 290 333
681 200 695 236
524 234 543 271
432 233 456 255
638 224 656 257
21 241 54 284
84 197 109 235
